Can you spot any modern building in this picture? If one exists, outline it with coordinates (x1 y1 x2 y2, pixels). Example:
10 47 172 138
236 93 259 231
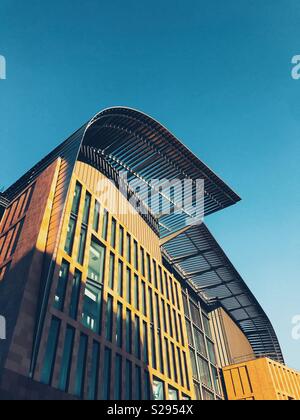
0 107 285 400
223 357 300 400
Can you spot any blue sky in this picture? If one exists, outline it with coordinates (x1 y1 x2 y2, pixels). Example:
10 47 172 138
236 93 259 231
0 0 300 369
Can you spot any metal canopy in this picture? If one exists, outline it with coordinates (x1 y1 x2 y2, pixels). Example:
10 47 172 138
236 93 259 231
162 223 284 364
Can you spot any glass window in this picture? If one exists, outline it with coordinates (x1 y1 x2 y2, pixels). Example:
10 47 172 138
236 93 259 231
164 272 170 300
153 261 158 289
203 315 212 339
116 302 123 348
134 275 139 310
88 341 100 400
141 282 147 316
186 320 193 346
143 321 148 364
71 182 82 215
140 247 145 277
164 338 171 378
190 349 198 380
153 378 165 400
105 295 113 341
58 325 75 392
202 388 214 400
170 279 176 306
162 300 167 332
40 317 60 385
174 283 180 310
135 366 142 400
194 382 202 400
211 366 221 395
168 387 178 400
125 360 132 400
158 333 164 374
126 310 132 354
155 294 161 329
103 348 111 400
110 218 117 248
173 309 179 341
191 303 202 328
69 270 81 320
134 316 141 359
126 268 131 304
64 216 76 255
150 326 156 370
133 240 138 270
74 333 88 398
126 233 131 263
54 261 69 311
102 209 108 240
149 289 154 323
146 254 151 283
207 340 216 365
177 348 184 386
115 354 122 400
117 261 123 297
108 252 115 290
182 294 189 317
119 226 124 255
144 370 152 400
88 238 106 283
171 343 178 383
82 192 91 224
194 328 207 357
183 352 190 390
167 305 173 337
81 283 102 333
198 357 212 389
77 226 87 265
93 200 100 232
158 267 163 294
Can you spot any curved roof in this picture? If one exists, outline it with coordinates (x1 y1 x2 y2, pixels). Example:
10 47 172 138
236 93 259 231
2 106 283 363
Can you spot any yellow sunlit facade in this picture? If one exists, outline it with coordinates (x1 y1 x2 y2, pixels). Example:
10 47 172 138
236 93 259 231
223 358 300 400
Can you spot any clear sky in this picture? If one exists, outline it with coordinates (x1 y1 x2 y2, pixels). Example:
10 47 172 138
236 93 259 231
0 0 299 370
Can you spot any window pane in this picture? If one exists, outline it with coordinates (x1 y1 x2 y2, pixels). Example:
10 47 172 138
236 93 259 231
190 349 198 379
153 378 165 400
191 303 202 328
141 282 147 316
81 283 102 333
135 366 142 400
211 366 220 394
126 310 132 354
88 238 106 283
146 255 151 283
198 357 212 389
126 268 131 304
182 294 189 317
71 182 82 215
203 388 214 400
74 334 88 398
144 370 152 400
118 261 123 297
194 328 207 357
125 360 132 400
105 295 113 341
133 240 138 270
69 270 81 320
119 226 124 255
207 340 216 365
77 226 87 265
108 253 115 290
58 325 75 392
134 316 141 359
40 317 61 385
126 233 131 263
64 216 76 255
171 343 177 382
110 218 117 248
54 261 69 311
115 354 122 400
88 341 100 400
116 302 123 348
164 338 171 378
203 315 212 338
150 326 156 370
134 275 139 310
103 348 112 400
82 192 91 224
168 387 178 400
93 200 100 231
140 247 145 276
102 209 108 240
143 321 148 364
149 289 154 323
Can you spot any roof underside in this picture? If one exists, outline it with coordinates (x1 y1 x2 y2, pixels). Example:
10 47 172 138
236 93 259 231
163 223 284 363
1 106 283 363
